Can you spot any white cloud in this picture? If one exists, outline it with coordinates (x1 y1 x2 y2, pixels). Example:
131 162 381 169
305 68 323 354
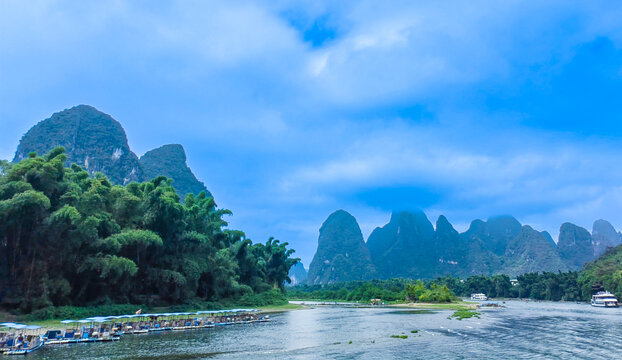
3 0 622 264
279 118 622 243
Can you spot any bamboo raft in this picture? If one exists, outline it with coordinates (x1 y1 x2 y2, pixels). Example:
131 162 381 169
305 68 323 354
0 309 269 356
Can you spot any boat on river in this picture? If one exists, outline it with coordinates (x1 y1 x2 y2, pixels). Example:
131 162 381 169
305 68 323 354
2 308 267 355
0 323 45 356
41 308 265 347
471 293 488 301
3 338 44 356
590 291 619 307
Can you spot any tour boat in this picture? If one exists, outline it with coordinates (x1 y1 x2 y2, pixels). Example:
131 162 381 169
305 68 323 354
590 291 619 307
470 293 488 301
3 337 44 356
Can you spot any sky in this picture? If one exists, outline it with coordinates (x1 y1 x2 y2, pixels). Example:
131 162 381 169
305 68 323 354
2 1 622 265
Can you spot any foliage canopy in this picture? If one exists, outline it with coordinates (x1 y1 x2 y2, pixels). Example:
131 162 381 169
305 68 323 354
0 147 298 312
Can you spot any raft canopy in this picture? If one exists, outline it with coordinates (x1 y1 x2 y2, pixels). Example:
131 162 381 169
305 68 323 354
71 308 261 323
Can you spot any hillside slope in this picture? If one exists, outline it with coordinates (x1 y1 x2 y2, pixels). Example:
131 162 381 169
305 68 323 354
579 244 622 299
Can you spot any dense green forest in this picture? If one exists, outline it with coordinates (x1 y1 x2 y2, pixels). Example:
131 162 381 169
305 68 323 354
287 258 622 303
287 278 455 303
435 272 583 301
0 148 298 313
579 244 622 299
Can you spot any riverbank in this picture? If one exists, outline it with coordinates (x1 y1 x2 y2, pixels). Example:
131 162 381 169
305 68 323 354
287 298 478 311
0 304 306 331
1 299 480 330
10 299 619 359
389 300 478 311
257 303 307 313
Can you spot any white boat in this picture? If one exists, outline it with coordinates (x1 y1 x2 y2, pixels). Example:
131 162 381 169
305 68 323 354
470 293 488 301
591 291 619 307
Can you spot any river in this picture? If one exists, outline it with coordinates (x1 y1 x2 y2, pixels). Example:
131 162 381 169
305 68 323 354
26 300 622 359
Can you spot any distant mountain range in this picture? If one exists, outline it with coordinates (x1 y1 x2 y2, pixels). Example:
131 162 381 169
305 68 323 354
13 105 211 199
307 210 622 284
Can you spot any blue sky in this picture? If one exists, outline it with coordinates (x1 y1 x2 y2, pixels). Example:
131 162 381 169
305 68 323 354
2 1 622 265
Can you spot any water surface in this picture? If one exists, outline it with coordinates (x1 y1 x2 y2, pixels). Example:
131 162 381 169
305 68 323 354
26 301 622 359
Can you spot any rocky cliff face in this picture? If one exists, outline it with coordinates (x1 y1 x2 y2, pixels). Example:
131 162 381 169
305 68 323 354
307 210 376 284
140 144 211 199
308 209 612 284
557 223 595 269
14 105 210 198
484 216 523 255
434 215 472 277
501 225 568 276
592 219 622 257
287 262 307 286
367 211 435 278
14 105 142 185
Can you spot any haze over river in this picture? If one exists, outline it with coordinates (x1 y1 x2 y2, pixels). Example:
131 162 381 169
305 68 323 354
28 301 622 359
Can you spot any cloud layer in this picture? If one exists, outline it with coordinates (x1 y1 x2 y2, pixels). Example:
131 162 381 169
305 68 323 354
2 0 622 264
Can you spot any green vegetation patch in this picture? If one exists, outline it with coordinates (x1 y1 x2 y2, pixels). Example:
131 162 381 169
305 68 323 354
286 278 458 303
449 310 481 320
390 334 408 339
579 245 622 300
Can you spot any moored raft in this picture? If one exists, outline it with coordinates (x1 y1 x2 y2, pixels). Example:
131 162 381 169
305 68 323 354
38 308 267 348
1 308 268 355
0 323 45 356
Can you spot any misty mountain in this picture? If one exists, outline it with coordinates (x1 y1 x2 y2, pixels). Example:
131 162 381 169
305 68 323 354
308 209 609 284
307 210 377 285
557 222 596 269
591 219 622 257
15 105 143 185
501 225 568 276
367 210 435 278
14 105 210 198
140 144 211 199
287 262 307 286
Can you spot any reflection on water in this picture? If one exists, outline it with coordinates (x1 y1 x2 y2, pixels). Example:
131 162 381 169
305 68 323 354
27 301 622 359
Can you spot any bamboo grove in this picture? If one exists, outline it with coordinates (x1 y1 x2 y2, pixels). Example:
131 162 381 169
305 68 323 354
0 147 299 312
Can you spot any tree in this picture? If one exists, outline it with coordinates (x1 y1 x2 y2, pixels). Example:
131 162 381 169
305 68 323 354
0 147 299 311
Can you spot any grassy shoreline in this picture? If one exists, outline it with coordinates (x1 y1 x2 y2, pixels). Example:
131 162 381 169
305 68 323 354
288 298 479 311
1 300 477 329
0 302 307 330
257 303 307 313
389 301 479 310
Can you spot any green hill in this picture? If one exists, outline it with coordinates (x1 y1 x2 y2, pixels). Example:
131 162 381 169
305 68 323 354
140 144 211 199
307 210 376 284
558 222 596 269
14 105 143 185
14 105 211 199
501 225 568 276
366 211 435 278
579 244 622 299
308 209 605 284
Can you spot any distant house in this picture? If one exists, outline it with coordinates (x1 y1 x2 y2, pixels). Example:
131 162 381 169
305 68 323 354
510 279 519 286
